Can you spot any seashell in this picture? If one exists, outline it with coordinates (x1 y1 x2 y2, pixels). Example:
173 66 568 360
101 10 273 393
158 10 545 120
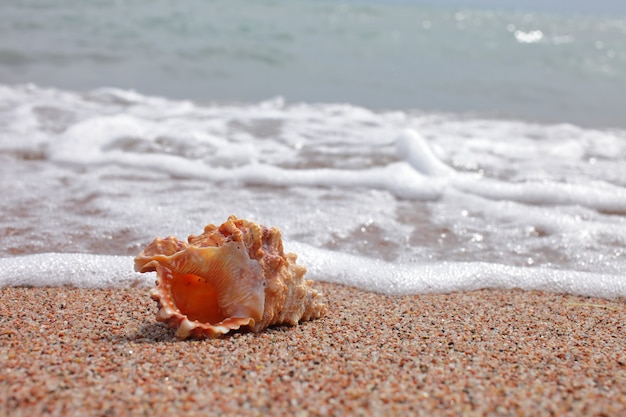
134 215 327 338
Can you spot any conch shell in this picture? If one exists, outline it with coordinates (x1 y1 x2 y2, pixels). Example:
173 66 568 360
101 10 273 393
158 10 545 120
134 215 326 338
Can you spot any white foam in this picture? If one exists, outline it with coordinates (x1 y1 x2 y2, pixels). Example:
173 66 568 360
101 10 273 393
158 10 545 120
452 177 626 214
46 115 626 211
47 117 448 200
2 249 623 300
0 254 150 288
396 130 455 177
2 85 626 298
290 242 626 300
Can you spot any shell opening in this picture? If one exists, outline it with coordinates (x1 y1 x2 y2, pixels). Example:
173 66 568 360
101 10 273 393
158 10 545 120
169 271 225 324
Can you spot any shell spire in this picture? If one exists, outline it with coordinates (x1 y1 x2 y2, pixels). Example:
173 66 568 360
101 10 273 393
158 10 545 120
134 215 327 338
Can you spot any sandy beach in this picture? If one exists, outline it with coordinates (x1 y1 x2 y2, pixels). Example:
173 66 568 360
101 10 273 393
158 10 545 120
1 282 625 416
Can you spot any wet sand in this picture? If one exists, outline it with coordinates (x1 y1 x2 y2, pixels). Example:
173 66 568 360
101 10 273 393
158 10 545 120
1 282 625 416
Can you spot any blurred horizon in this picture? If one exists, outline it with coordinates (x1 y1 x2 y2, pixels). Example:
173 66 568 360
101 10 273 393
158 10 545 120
1 0 625 127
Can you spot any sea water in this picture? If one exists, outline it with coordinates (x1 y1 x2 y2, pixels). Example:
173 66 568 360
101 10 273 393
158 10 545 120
0 1 625 299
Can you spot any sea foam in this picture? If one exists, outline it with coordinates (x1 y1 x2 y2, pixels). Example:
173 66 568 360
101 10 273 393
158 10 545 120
0 248 624 300
1 85 625 298
0 254 149 288
47 120 626 211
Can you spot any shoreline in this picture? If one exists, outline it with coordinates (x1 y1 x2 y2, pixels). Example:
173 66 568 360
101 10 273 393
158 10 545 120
1 282 625 416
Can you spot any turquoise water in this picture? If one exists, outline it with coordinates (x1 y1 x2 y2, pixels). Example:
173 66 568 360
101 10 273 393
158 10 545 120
1 0 625 127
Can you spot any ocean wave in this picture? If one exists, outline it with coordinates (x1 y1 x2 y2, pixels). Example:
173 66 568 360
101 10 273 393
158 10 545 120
1 84 625 294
